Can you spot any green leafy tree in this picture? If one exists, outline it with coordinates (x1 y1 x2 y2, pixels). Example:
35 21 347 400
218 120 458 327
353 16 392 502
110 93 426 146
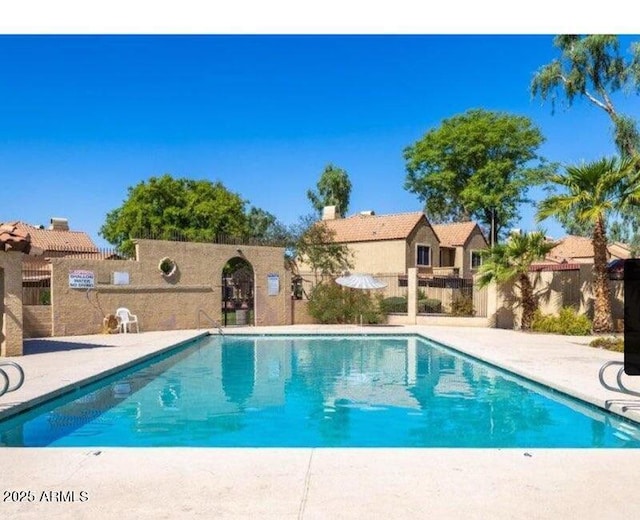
477 231 556 331
531 35 640 157
295 219 353 283
244 207 290 244
101 174 249 255
532 35 640 247
404 109 550 244
537 157 640 333
307 164 352 217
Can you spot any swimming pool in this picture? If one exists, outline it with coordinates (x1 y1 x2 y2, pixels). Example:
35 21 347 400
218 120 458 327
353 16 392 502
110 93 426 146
1 334 639 447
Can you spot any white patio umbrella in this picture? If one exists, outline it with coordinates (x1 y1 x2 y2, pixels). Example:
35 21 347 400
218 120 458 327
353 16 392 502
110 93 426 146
335 273 387 290
335 273 387 327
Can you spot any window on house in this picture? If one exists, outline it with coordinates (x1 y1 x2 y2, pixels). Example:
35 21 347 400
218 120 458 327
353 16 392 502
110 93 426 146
416 245 431 266
471 250 483 269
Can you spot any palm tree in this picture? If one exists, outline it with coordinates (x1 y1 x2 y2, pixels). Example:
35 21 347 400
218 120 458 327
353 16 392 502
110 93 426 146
537 157 639 333
477 231 556 331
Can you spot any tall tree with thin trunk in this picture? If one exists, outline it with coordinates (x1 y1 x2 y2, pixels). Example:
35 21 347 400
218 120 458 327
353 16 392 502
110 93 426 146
537 157 639 333
532 35 640 250
531 35 640 158
295 221 353 284
476 231 556 331
307 164 352 218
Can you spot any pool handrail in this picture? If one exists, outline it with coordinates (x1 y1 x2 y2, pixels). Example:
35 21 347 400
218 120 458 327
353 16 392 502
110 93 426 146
0 369 8 397
197 308 224 335
0 361 25 397
599 360 640 398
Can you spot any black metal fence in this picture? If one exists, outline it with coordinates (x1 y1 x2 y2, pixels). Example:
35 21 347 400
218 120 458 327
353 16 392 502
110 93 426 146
132 230 288 248
22 263 51 305
415 277 487 317
293 272 488 318
21 247 133 306
45 247 135 260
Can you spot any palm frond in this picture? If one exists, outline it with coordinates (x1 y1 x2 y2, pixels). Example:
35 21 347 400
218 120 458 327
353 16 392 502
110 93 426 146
538 155 636 232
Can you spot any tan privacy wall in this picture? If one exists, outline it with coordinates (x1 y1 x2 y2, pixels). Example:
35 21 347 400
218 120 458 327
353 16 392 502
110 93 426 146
490 265 624 330
23 306 52 339
50 240 291 337
1 251 24 356
291 299 316 325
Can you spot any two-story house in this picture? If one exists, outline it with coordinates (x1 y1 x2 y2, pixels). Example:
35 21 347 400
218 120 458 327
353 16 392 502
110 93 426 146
299 207 488 279
432 221 489 278
304 208 441 276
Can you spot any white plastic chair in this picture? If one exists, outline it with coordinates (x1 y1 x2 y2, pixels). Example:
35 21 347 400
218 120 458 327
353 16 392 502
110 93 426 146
115 307 140 334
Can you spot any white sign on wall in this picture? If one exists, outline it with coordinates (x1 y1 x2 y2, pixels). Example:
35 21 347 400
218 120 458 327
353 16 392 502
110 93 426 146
112 271 130 285
267 273 280 296
69 270 95 289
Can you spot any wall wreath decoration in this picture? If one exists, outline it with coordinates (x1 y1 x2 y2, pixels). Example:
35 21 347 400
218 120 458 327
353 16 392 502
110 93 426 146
159 257 177 277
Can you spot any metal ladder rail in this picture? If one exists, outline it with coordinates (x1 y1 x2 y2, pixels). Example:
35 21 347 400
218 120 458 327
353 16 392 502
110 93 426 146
0 361 25 398
599 361 640 398
197 309 224 335
0 369 8 397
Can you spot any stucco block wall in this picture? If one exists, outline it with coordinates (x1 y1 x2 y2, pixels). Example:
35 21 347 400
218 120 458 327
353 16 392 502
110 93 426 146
1 252 24 356
291 299 317 325
23 305 52 338
490 264 623 330
50 240 291 337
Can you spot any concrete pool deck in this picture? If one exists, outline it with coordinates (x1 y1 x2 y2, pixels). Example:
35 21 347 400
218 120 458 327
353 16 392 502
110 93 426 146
2 325 640 519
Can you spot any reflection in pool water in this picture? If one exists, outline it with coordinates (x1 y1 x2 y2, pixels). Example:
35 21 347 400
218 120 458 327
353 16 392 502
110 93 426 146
1 335 639 448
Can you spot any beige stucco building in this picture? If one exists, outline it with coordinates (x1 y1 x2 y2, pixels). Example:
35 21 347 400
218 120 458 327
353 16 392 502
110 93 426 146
299 210 442 276
299 208 488 280
432 222 489 278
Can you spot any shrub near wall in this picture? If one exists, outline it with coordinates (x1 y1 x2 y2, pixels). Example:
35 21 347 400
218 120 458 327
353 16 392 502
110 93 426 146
531 307 592 335
308 283 384 324
380 296 407 313
418 298 442 313
450 294 475 316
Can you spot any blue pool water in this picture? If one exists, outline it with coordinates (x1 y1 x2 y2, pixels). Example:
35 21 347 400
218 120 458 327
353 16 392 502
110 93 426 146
1 335 640 447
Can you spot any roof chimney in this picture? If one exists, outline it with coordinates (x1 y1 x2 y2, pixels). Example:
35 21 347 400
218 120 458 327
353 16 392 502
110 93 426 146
50 218 69 231
322 206 339 221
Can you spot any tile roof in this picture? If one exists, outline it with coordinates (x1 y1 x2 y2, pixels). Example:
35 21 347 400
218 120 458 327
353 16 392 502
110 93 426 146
548 235 594 260
607 241 633 260
432 221 484 247
12 222 98 253
546 235 632 262
321 212 426 243
544 235 597 263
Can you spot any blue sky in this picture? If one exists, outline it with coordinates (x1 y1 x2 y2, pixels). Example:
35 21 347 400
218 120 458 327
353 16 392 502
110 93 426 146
1 34 639 247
